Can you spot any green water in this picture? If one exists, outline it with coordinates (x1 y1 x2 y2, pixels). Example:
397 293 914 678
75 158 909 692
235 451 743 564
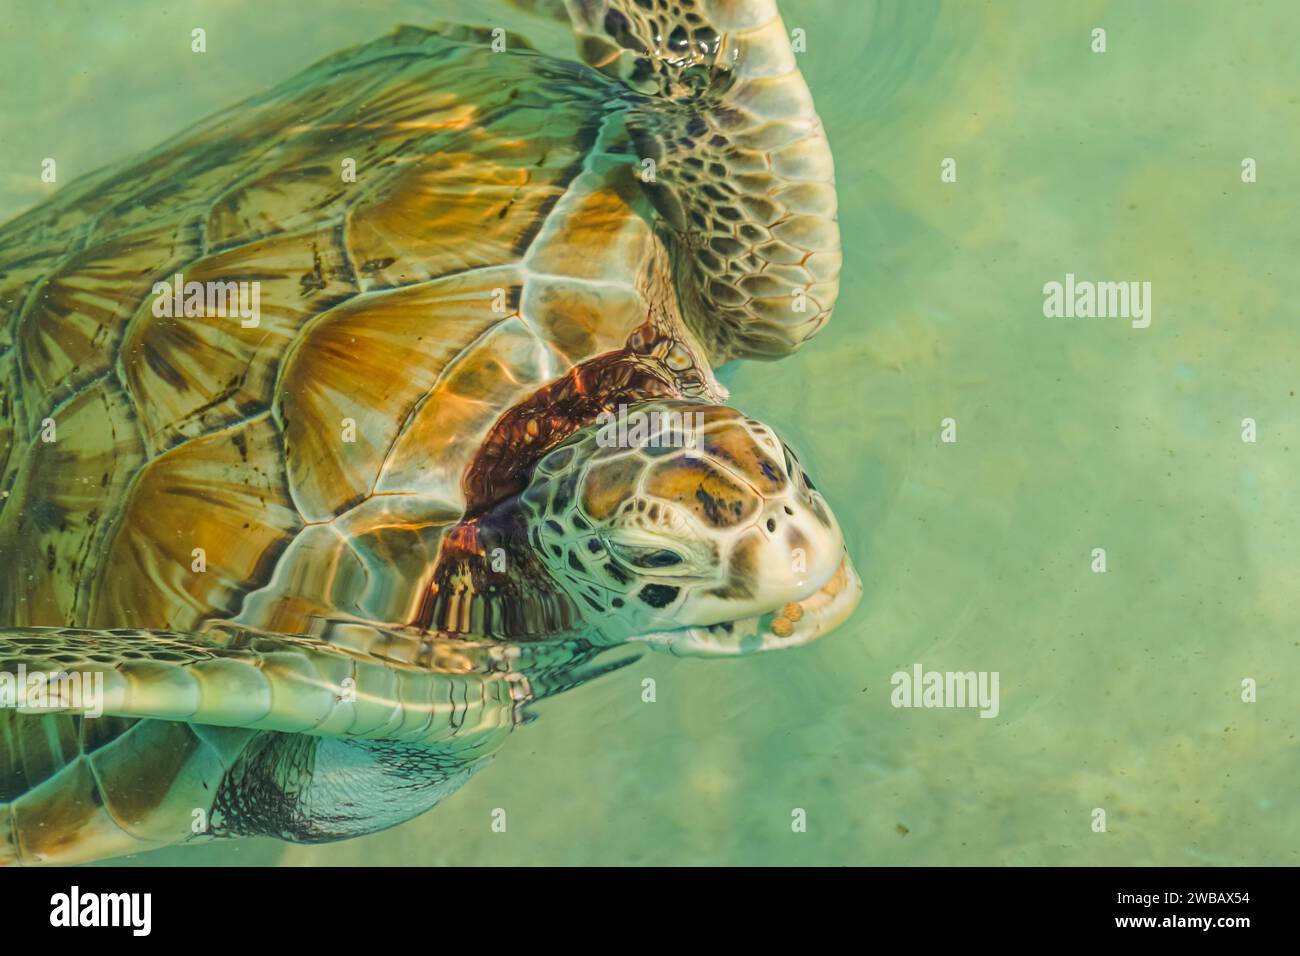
2 0 1296 865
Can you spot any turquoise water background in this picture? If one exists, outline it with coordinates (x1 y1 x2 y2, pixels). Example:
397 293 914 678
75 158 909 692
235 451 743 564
1 0 1296 865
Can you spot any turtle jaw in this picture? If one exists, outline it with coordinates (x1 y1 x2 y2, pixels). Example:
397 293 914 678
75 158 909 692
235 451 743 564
637 550 862 659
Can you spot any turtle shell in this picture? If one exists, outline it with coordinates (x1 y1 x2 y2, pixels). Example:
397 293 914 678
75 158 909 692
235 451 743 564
0 24 662 636
0 1 847 865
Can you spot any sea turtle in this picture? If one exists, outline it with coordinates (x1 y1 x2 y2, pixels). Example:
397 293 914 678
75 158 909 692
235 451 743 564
0 0 859 865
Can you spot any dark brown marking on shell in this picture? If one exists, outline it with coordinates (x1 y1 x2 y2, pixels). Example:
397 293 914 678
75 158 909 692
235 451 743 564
461 316 696 517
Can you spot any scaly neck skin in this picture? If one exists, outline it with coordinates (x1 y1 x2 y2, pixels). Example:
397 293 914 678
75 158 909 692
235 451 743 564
416 496 583 641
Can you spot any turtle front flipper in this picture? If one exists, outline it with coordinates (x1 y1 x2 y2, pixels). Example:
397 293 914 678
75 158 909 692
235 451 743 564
0 625 523 864
0 626 621 864
0 624 526 745
564 0 841 361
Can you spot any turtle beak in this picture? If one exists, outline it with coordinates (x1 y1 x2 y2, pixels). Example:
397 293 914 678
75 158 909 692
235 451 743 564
641 549 862 658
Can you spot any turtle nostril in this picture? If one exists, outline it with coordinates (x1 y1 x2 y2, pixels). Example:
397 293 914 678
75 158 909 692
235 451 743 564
783 505 794 516
766 518 776 533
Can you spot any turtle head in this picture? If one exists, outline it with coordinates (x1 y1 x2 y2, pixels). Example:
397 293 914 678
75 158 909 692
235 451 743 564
519 401 861 656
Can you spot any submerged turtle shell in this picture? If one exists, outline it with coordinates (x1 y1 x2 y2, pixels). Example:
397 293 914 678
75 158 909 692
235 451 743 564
0 1 844 864
0 23 670 864
0 24 667 636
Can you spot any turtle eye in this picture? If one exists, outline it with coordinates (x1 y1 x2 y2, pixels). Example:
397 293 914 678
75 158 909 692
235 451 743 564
608 542 686 571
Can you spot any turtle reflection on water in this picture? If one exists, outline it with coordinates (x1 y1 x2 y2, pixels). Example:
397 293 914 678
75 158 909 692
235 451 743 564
0 0 859 864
